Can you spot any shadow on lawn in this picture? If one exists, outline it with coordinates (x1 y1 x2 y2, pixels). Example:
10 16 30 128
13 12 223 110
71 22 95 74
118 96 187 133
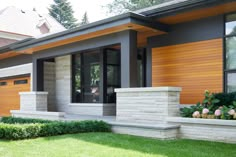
43 133 235 157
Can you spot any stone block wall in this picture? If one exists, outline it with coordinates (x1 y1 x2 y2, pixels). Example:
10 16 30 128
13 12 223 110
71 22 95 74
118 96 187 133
115 87 182 123
167 117 236 143
44 62 55 111
19 92 48 111
55 55 71 112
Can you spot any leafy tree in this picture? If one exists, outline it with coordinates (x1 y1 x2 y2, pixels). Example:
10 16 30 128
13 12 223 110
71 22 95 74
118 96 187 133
80 12 89 25
48 0 78 29
105 0 171 15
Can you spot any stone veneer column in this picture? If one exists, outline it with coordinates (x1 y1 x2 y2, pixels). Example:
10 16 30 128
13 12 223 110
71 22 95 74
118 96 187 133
19 92 48 111
115 87 182 124
44 62 55 111
55 55 71 112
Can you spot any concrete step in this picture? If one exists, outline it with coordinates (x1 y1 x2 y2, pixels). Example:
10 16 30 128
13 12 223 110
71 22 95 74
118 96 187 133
109 121 180 139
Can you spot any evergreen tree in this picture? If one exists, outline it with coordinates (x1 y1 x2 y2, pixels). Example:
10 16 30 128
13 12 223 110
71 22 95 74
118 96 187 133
80 12 89 25
48 0 78 29
106 0 171 15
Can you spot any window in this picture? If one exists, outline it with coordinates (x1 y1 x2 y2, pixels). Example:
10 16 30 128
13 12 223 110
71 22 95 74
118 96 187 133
225 13 236 92
73 51 101 103
105 49 121 103
14 79 28 85
137 48 146 87
0 82 7 86
72 46 146 103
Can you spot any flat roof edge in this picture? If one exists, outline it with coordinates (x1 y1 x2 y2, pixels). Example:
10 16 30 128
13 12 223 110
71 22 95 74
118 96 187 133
138 0 236 17
10 12 167 52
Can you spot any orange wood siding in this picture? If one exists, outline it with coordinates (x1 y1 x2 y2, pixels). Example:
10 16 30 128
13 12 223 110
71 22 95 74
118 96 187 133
152 39 223 104
0 77 30 116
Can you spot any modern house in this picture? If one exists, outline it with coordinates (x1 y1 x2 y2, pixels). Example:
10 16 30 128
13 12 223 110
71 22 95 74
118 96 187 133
0 6 65 47
0 0 236 118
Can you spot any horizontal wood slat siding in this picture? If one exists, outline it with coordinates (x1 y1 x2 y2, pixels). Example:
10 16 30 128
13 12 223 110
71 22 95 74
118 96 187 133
0 77 30 116
152 39 223 104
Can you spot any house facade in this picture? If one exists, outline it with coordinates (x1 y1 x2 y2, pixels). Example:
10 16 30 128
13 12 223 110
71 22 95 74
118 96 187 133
0 0 236 116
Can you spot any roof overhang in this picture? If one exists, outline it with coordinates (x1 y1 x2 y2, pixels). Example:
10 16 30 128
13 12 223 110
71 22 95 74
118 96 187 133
138 0 236 24
0 12 169 58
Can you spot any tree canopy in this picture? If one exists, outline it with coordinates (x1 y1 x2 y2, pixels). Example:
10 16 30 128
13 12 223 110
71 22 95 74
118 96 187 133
105 0 171 15
80 12 89 26
48 0 78 29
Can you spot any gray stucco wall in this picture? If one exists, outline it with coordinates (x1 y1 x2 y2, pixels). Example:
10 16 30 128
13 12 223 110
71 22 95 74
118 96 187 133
148 15 224 48
0 54 32 69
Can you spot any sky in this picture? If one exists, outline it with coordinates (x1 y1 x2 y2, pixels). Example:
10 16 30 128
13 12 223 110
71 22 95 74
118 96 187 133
0 0 114 22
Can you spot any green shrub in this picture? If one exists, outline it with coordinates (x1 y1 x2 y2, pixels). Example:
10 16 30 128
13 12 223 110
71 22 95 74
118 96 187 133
180 103 203 118
1 117 54 124
213 92 236 108
0 117 111 140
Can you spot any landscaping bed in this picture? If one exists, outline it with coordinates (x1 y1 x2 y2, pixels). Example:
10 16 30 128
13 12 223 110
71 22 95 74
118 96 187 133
180 90 236 120
0 117 111 140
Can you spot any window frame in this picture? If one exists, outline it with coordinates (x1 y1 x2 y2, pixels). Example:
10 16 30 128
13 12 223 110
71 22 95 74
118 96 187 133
71 47 121 104
224 12 236 92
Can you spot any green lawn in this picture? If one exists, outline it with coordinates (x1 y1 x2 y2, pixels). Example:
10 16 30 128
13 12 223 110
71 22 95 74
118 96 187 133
0 133 235 157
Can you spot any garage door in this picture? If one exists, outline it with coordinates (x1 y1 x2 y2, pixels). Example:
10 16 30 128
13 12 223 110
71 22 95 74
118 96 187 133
0 76 30 116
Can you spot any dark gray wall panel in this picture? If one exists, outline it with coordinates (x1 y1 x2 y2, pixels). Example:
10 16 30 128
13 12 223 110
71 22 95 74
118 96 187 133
0 55 32 69
148 15 224 48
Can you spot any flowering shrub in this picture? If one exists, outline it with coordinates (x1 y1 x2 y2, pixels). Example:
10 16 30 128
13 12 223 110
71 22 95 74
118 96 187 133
180 90 236 120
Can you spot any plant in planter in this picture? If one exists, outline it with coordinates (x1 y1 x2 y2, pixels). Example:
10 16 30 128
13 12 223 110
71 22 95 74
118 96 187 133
180 90 236 120
201 108 209 118
202 90 220 112
180 103 203 118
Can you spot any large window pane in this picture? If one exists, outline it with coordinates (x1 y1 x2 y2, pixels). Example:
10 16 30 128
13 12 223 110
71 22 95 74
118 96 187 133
106 49 120 103
73 51 101 103
107 65 120 86
137 49 146 87
106 49 120 65
226 13 236 35
84 64 100 86
74 55 81 102
84 51 100 64
227 73 236 93
83 86 100 103
226 37 236 69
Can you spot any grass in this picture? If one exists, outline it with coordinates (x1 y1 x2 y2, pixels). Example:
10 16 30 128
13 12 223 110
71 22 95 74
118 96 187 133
0 133 235 157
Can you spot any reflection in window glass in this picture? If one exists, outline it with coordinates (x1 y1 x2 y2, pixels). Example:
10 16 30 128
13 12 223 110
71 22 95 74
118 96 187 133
226 13 236 35
74 55 81 102
227 73 236 93
226 37 236 70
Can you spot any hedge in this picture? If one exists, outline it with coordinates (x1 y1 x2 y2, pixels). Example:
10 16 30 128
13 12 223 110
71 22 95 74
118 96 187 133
1 117 54 124
0 117 111 140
